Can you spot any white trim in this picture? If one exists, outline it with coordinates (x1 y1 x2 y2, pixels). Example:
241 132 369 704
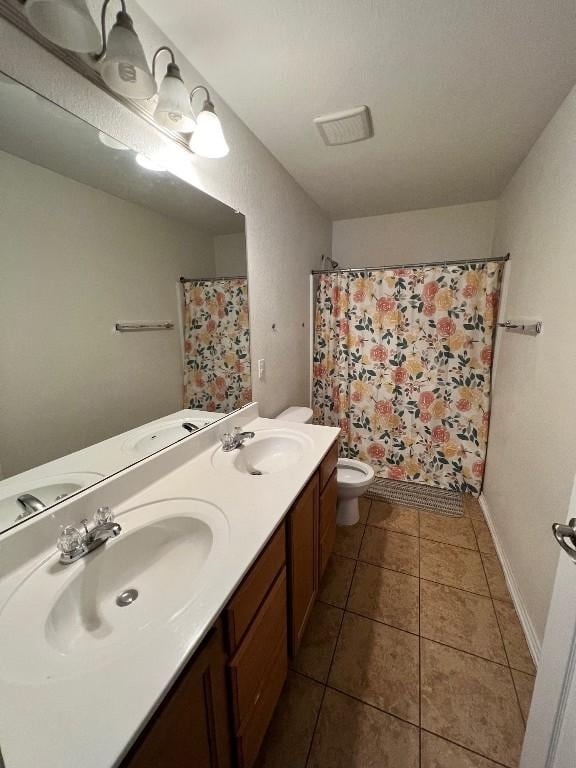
479 492 541 666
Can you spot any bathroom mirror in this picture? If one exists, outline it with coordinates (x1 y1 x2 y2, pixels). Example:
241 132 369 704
0 72 250 534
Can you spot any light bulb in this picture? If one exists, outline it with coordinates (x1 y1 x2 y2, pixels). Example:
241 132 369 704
99 11 156 100
190 108 229 159
154 63 196 133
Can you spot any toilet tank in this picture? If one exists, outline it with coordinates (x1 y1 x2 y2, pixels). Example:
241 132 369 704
276 406 314 424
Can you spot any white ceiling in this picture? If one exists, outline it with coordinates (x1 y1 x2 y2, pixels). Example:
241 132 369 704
139 0 576 220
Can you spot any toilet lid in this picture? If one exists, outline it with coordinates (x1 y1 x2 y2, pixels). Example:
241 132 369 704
276 406 313 423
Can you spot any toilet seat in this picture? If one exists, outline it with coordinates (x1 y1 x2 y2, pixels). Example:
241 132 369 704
337 458 374 488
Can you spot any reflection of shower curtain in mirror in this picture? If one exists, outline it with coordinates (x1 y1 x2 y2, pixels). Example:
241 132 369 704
312 262 503 495
183 278 252 412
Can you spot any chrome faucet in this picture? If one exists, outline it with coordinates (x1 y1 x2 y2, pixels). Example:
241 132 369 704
16 493 46 519
56 506 121 564
220 426 256 452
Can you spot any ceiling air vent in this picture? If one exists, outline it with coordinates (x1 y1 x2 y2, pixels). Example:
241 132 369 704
313 105 373 146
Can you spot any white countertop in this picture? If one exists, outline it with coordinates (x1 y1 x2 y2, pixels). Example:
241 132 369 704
0 411 339 768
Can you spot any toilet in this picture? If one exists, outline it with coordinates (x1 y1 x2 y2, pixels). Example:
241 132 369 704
276 407 375 526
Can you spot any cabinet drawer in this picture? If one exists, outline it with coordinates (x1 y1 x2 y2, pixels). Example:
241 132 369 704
225 524 286 654
235 637 287 768
319 469 337 538
229 568 287 728
319 441 338 491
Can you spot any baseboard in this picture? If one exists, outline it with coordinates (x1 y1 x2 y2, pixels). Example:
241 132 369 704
479 493 542 667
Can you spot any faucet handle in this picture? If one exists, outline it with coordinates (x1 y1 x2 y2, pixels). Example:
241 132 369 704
93 506 114 526
57 525 84 556
220 432 235 451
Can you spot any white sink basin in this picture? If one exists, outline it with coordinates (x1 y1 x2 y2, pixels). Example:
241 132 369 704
0 471 105 529
0 498 229 683
211 429 313 475
122 418 213 457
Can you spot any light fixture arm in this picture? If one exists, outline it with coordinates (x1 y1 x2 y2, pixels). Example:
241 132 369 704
93 0 128 62
189 85 214 120
151 46 177 78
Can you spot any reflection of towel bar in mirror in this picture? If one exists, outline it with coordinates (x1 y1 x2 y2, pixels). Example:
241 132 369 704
115 322 175 332
498 320 542 335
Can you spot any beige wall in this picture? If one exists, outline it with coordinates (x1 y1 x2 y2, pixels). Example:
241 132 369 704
332 201 497 267
484 85 576 644
214 233 247 277
0 150 214 477
0 6 331 421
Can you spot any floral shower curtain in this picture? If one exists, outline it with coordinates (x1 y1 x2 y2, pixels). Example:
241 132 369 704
312 262 503 495
183 278 252 413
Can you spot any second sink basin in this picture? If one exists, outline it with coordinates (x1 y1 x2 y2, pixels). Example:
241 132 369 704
0 497 229 684
211 429 313 475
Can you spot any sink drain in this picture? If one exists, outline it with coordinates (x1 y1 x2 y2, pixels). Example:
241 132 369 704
116 588 138 607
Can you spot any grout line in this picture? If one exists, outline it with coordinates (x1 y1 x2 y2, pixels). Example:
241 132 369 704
418 568 422 768
296 671 516 768
303 683 326 768
305 507 370 768
419 728 514 768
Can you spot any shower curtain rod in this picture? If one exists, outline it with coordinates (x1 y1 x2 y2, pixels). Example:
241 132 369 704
179 275 247 283
311 253 510 276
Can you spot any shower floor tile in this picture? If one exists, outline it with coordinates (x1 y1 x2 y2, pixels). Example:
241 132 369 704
256 493 535 767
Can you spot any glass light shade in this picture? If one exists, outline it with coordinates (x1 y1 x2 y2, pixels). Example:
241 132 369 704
100 14 157 100
25 0 100 53
97 131 130 150
154 71 196 133
190 109 229 159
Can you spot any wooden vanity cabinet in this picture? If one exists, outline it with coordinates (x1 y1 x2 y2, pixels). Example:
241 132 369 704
122 620 231 768
226 524 288 768
120 440 340 768
287 473 319 655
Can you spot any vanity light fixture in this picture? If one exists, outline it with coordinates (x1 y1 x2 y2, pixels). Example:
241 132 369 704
152 46 196 133
189 86 229 159
24 0 101 53
92 0 156 100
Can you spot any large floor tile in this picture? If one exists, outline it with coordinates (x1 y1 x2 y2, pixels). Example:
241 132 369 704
329 612 420 724
472 517 497 555
421 639 525 767
255 671 324 768
359 526 419 576
420 539 489 595
420 580 506 663
419 511 477 550
334 523 365 559
462 495 485 520
319 554 356 608
493 600 536 674
482 552 512 602
308 688 419 768
347 561 419 633
291 601 343 683
367 500 419 536
511 669 535 722
421 731 505 767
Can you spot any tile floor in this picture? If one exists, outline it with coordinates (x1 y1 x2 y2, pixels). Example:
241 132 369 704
256 494 536 768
